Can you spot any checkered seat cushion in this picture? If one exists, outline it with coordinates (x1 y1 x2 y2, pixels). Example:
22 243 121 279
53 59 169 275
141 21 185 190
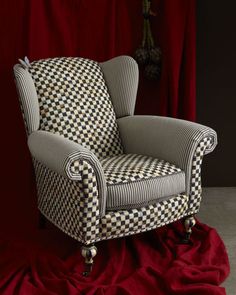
100 154 186 210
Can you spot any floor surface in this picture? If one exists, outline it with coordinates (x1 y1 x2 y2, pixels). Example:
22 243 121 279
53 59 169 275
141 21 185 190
198 187 236 295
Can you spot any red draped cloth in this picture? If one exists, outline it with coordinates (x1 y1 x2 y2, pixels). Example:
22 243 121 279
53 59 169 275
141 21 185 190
0 221 229 295
0 1 229 294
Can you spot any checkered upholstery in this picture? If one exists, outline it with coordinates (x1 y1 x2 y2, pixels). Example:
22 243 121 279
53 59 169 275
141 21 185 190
34 148 188 244
14 56 217 247
100 154 182 185
100 194 188 241
100 153 185 210
34 158 100 243
31 136 213 245
188 137 214 214
28 57 123 160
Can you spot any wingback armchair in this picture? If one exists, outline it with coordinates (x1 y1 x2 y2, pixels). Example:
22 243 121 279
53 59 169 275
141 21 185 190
14 56 217 276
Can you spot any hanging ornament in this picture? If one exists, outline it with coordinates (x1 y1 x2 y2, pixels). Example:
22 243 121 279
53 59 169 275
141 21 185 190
144 63 161 80
134 0 162 80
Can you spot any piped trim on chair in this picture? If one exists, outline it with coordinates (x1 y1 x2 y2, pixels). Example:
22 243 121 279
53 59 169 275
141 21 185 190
28 131 107 216
188 136 214 213
64 150 107 216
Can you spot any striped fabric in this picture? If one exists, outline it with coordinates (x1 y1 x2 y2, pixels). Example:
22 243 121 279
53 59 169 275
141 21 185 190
117 115 217 195
100 153 185 210
13 64 40 134
100 56 139 118
105 173 185 210
28 130 107 215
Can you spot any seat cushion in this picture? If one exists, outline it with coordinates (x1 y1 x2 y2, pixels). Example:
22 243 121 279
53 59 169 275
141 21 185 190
100 154 186 210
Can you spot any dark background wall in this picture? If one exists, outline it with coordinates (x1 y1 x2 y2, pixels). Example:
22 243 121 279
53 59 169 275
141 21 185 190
197 1 236 186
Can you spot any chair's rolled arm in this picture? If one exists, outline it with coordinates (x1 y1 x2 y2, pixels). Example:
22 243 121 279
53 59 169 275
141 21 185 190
28 131 104 180
117 116 217 195
28 130 107 214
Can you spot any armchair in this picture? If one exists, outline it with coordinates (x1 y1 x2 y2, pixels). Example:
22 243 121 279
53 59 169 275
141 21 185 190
14 56 217 276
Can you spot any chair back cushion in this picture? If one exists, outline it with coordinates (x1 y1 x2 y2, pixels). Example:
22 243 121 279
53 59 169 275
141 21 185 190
28 57 123 159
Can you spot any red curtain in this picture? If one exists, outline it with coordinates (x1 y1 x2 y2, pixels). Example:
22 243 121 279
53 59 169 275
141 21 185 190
0 2 230 294
0 0 196 239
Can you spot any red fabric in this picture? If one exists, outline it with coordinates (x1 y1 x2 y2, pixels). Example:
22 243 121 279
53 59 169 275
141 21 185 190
0 221 229 295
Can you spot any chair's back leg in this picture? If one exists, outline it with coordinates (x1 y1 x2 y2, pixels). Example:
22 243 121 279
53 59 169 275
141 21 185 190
181 215 196 244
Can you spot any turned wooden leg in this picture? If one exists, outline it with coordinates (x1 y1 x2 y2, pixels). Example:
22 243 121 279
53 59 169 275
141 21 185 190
181 215 196 244
81 244 97 276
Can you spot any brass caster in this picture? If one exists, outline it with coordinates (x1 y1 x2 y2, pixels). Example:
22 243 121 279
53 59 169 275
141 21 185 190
181 215 196 244
82 270 90 277
81 244 97 276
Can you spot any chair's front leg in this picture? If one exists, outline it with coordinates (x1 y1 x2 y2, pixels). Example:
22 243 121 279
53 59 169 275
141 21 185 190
181 215 196 244
81 244 98 276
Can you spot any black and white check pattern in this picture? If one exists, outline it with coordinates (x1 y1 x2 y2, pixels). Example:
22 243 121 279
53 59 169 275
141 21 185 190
98 137 214 240
188 136 214 214
34 158 100 243
100 153 182 185
19 58 216 244
29 57 123 160
14 56 217 248
65 142 185 211
32 136 213 245
100 194 188 240
99 153 185 210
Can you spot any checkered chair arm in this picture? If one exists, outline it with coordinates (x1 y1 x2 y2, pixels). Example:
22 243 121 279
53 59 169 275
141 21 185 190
28 130 107 216
187 136 214 214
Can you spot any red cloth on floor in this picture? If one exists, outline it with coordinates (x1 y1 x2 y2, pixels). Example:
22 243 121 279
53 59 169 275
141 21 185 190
0 221 229 295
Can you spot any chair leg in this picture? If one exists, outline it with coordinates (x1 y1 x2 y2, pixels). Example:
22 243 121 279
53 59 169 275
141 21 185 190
181 215 196 244
81 244 97 276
